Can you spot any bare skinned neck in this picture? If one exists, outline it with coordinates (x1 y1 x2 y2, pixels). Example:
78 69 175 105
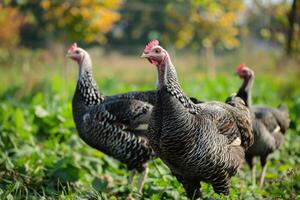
237 75 254 107
157 54 178 89
78 54 92 80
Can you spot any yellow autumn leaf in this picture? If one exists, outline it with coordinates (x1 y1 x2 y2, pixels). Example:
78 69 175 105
40 0 51 10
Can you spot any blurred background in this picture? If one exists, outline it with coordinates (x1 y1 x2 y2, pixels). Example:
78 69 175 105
0 0 300 199
0 0 299 81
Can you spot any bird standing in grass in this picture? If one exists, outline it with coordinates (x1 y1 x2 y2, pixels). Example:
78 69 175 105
66 43 156 193
66 43 202 193
236 64 290 187
141 40 253 199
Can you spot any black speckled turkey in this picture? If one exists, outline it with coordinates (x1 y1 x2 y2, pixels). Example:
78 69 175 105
141 40 253 199
236 64 290 187
66 43 157 193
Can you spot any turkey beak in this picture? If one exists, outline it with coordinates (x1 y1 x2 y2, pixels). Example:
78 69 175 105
141 52 149 58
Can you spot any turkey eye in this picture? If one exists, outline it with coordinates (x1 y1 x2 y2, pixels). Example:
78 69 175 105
155 49 160 53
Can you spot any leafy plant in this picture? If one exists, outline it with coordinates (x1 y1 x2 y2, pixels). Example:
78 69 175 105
0 56 299 199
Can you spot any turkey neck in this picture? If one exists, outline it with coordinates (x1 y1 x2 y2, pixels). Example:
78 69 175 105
72 56 104 130
76 55 105 107
156 54 196 111
237 75 254 107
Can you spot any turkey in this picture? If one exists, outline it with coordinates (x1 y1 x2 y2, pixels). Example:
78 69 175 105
141 40 253 199
66 43 157 193
236 64 290 187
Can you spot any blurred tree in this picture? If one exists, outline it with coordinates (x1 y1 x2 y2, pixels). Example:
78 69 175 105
40 0 122 44
108 0 169 52
111 0 243 48
286 0 299 55
164 0 245 76
247 0 300 56
3 0 122 47
164 0 244 50
0 6 22 49
0 5 23 63
109 0 244 74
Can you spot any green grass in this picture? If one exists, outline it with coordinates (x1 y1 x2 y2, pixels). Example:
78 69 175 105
0 49 300 199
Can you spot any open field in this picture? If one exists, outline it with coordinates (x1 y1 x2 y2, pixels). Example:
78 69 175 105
0 47 300 199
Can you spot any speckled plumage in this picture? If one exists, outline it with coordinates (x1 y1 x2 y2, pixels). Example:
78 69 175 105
146 47 253 198
72 70 157 171
69 44 203 193
77 70 104 106
71 52 202 172
68 46 157 192
72 83 155 172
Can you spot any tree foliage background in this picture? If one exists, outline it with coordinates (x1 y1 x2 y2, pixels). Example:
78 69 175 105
1 0 122 47
0 0 299 55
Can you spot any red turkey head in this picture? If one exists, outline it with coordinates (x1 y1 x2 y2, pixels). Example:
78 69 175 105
66 43 86 63
236 64 254 79
141 40 167 65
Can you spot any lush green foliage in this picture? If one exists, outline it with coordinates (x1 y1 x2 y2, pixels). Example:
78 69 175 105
0 56 299 199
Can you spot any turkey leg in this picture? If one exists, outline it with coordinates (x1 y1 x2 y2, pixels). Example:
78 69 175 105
128 169 136 185
251 157 257 187
137 166 149 194
259 156 268 187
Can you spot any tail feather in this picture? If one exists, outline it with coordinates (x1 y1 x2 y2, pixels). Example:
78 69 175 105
275 104 290 133
225 95 254 150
